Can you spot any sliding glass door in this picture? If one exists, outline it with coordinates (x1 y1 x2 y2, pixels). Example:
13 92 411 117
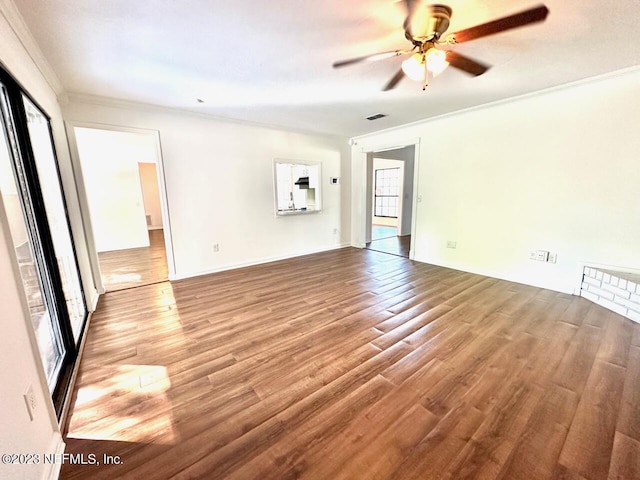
0 91 66 384
22 96 86 342
0 68 87 414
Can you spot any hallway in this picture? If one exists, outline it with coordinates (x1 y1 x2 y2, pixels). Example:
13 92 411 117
98 229 168 291
366 225 410 258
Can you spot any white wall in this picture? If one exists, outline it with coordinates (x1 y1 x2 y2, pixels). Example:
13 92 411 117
74 127 151 252
0 205 64 480
0 3 95 479
63 99 351 279
352 68 640 294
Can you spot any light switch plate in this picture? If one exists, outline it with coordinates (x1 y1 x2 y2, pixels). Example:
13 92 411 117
536 250 549 262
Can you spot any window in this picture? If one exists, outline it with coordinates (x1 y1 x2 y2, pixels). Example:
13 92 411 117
374 167 400 218
273 160 321 215
0 66 87 416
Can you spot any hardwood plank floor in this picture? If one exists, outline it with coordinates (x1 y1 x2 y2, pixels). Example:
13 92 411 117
366 234 410 257
98 229 168 291
61 247 640 479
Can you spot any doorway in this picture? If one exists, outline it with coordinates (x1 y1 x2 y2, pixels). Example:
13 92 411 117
71 126 173 292
365 146 415 258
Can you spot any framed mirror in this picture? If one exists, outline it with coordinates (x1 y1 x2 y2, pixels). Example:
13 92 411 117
273 159 322 216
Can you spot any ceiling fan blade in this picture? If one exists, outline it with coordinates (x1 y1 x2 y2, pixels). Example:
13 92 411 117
451 4 549 43
333 50 404 68
382 69 405 91
446 51 490 76
402 0 420 39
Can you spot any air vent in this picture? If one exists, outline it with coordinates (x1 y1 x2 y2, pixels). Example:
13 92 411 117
366 113 387 121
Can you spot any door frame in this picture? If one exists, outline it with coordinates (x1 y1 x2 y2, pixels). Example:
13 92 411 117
65 121 176 293
351 138 421 260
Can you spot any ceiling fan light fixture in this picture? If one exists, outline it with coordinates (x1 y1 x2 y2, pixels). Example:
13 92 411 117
401 53 426 82
425 48 449 76
332 3 549 92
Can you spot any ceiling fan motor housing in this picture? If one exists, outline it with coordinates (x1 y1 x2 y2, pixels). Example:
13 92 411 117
407 4 453 43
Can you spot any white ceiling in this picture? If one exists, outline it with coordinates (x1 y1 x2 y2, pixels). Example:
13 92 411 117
12 0 640 137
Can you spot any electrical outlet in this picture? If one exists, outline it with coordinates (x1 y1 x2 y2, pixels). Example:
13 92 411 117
548 252 557 263
213 243 219 253
446 241 457 249
536 250 549 262
333 228 339 235
529 251 537 260
24 384 36 421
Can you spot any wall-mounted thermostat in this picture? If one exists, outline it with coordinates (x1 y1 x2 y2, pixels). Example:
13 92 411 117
330 177 339 184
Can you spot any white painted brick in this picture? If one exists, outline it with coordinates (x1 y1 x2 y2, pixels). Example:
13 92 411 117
584 267 593 278
637 283 640 294
581 290 600 303
595 297 628 317
610 276 619 287
583 276 601 287
597 271 604 280
588 286 615 301
581 282 590 291
619 279 628 290
603 273 611 283
602 283 632 299
613 295 640 312
631 293 640 303
628 281 637 293
627 309 640 324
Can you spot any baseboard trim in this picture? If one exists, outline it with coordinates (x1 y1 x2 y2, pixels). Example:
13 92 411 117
44 433 65 480
172 243 351 281
412 256 574 295
90 288 99 312
58 308 95 436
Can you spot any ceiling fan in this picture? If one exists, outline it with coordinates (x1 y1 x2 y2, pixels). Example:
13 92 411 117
333 2 549 91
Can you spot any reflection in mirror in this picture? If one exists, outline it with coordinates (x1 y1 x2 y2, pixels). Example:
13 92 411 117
274 160 321 215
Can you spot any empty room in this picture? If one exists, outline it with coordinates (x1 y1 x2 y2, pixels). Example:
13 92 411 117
1 1 639 480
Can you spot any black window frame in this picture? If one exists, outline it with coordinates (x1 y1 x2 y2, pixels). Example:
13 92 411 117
0 64 88 418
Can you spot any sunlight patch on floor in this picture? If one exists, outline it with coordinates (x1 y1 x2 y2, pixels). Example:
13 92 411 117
68 365 177 445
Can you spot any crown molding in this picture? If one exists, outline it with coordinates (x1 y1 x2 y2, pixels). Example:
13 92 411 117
0 0 63 94
64 92 349 141
352 64 640 142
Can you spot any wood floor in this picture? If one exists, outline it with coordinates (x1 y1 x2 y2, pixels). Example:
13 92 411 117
366 234 411 258
61 247 640 480
98 229 168 291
